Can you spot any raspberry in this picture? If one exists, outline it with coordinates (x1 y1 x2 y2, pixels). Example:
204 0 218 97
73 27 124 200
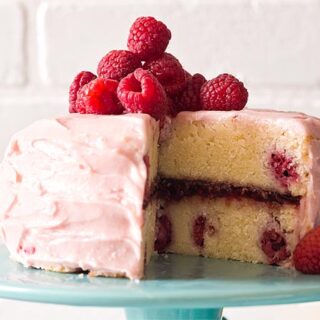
260 229 290 264
69 71 97 113
155 214 172 253
127 16 171 61
193 215 207 248
143 53 187 97
173 73 206 113
200 73 248 111
166 97 176 116
76 78 123 115
97 50 142 81
269 151 298 188
184 70 192 81
117 68 167 120
294 226 320 274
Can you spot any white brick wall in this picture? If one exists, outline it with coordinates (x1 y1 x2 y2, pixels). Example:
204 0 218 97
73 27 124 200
0 1 25 85
0 0 320 319
0 0 320 156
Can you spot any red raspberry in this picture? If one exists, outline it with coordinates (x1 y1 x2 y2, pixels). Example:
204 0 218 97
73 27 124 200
69 71 97 113
294 226 320 274
166 97 176 117
154 214 172 253
76 78 123 115
193 215 207 248
97 50 142 81
143 53 187 97
200 73 248 111
184 70 192 81
117 68 167 120
173 73 206 113
127 16 171 61
269 151 299 188
260 229 290 264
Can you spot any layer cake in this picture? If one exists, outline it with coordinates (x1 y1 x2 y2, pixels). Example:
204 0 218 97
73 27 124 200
0 109 320 278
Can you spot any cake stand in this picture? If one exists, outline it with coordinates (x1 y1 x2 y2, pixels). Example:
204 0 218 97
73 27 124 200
0 246 319 320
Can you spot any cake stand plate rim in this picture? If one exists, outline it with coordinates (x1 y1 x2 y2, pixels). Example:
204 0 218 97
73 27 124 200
0 246 320 308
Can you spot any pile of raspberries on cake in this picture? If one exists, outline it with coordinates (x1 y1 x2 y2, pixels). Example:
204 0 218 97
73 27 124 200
69 16 248 120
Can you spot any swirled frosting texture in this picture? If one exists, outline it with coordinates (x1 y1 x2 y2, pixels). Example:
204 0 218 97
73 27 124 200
0 113 158 279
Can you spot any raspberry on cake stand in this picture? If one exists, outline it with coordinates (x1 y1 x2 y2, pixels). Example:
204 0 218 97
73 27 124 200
0 246 320 320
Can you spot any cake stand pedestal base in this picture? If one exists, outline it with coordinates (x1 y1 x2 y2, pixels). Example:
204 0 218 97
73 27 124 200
125 307 223 320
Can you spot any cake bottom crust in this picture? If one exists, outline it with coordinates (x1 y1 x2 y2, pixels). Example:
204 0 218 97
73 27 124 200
11 256 128 278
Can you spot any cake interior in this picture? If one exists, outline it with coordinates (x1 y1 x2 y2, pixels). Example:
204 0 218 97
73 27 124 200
159 112 310 197
155 111 314 266
158 196 299 265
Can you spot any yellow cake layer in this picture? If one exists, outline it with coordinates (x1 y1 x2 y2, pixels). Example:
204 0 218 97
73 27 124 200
161 196 300 265
159 112 311 197
143 199 158 266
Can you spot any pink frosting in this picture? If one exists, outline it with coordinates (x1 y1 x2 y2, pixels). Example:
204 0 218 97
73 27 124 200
0 113 157 279
175 109 320 237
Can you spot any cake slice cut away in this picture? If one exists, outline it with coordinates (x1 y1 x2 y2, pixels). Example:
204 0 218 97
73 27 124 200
0 113 159 279
157 110 320 266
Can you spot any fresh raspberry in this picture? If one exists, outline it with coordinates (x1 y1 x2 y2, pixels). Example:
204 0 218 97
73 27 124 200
143 53 187 97
166 97 176 116
260 229 290 264
193 215 207 248
184 70 192 81
200 73 248 111
127 16 171 61
155 214 172 253
173 73 206 113
117 68 167 120
294 226 320 274
269 151 299 188
97 50 142 81
69 71 97 113
76 78 123 115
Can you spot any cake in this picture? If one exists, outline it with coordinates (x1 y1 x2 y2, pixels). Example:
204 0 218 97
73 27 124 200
157 110 320 266
1 109 320 279
1 16 320 279
0 114 159 279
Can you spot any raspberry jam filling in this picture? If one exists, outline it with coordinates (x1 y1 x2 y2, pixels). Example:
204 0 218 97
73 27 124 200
157 178 301 205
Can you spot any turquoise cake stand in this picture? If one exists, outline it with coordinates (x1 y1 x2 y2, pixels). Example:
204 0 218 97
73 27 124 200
0 246 319 320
